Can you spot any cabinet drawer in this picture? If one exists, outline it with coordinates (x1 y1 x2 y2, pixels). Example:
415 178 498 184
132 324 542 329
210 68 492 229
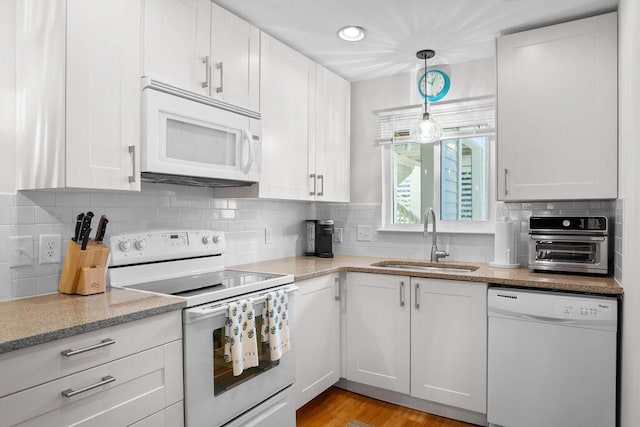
0 340 182 427
130 401 184 427
0 311 181 397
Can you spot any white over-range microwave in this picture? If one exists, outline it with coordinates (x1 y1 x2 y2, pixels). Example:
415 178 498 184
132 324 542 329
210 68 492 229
141 78 261 187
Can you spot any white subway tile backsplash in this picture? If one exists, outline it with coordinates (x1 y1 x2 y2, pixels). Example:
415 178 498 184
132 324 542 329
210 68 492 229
55 192 91 207
11 278 36 298
0 262 10 299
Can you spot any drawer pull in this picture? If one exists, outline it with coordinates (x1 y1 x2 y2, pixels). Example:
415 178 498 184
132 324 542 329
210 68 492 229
61 338 115 357
61 375 115 398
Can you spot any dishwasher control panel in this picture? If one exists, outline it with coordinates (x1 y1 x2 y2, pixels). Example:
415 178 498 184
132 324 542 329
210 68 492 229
553 298 615 319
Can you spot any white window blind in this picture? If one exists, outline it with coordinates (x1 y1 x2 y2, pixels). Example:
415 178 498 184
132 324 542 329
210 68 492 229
374 95 496 145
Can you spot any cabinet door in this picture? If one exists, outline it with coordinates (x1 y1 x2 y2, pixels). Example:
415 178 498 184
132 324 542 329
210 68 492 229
497 12 617 201
345 273 410 394
294 274 341 409
313 65 351 202
259 32 313 200
410 279 487 413
210 3 260 111
66 0 142 191
143 0 211 95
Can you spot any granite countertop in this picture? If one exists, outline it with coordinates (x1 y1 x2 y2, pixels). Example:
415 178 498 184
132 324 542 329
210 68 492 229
0 288 185 354
232 255 623 296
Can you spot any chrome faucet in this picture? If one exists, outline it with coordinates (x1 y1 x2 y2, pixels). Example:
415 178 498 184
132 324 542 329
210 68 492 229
424 207 449 262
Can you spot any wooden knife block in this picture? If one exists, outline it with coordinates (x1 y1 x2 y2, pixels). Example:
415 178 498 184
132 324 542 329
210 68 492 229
58 240 110 295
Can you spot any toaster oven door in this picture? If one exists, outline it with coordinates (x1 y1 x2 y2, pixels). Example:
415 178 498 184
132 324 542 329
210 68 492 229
528 234 608 274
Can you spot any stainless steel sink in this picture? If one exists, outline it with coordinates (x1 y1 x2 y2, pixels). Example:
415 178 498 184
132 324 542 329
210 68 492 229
370 260 478 274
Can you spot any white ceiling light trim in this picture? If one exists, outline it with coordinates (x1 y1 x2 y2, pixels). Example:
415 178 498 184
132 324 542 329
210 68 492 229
338 26 366 41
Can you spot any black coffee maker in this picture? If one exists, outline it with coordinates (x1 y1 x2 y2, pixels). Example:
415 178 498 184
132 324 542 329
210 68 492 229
305 220 334 258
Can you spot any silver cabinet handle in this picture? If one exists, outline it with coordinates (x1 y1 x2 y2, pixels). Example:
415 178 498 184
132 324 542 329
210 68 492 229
318 174 324 196
504 168 509 196
61 375 115 398
309 173 316 196
128 145 136 183
61 338 115 357
334 276 340 301
400 281 405 307
201 56 210 89
216 62 224 93
415 283 420 309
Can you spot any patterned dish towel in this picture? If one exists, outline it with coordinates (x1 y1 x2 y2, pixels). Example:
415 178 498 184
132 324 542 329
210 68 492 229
224 298 259 376
262 289 290 361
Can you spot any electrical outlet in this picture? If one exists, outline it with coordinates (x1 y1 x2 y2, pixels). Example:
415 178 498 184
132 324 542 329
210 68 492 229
356 225 372 242
9 236 34 267
265 227 273 244
39 234 62 264
334 228 343 243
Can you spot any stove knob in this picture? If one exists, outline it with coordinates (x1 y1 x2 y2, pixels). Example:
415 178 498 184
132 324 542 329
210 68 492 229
202 235 212 245
212 234 221 244
134 239 146 250
563 219 571 227
119 240 131 252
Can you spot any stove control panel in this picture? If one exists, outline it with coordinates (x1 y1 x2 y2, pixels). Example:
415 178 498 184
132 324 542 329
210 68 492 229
110 230 226 266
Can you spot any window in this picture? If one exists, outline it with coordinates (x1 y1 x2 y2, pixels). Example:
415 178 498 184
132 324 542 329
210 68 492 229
378 97 495 233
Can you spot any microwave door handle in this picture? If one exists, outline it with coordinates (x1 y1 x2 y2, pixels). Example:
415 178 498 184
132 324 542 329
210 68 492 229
242 129 253 173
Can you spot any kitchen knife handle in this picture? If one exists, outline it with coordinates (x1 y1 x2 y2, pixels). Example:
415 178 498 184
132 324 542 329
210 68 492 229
201 56 210 89
128 145 136 183
309 174 316 196
216 61 224 93
81 228 91 250
318 174 324 197
61 376 115 398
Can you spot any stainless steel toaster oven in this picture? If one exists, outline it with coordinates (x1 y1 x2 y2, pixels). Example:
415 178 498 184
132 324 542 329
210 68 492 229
528 216 611 275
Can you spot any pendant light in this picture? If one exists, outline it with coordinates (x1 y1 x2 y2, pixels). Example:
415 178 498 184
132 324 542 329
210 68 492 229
410 49 443 144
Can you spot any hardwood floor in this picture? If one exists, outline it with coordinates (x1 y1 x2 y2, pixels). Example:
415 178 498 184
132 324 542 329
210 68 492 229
296 387 478 427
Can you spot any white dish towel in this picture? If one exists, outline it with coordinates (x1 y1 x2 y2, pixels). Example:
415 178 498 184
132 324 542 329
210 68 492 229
224 298 259 376
262 289 290 361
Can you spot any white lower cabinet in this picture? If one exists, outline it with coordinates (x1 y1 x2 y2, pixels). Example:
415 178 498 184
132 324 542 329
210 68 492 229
345 273 410 393
345 273 487 413
410 278 487 413
0 311 183 427
294 274 341 408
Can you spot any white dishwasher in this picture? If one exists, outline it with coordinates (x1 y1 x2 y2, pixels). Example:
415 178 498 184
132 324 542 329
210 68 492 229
487 288 618 427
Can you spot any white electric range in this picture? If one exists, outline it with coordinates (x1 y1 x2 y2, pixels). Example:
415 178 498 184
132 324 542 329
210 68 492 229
109 229 297 427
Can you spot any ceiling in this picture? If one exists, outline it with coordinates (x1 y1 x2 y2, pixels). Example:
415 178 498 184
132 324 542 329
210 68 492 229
213 0 617 82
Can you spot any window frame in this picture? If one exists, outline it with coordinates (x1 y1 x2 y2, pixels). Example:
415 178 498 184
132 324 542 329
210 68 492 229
379 101 497 235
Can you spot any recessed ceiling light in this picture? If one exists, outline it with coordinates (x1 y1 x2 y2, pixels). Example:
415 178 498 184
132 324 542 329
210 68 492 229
338 26 365 42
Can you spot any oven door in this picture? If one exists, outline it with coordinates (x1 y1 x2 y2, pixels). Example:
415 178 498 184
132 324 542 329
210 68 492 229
528 234 608 274
142 88 261 182
182 285 297 427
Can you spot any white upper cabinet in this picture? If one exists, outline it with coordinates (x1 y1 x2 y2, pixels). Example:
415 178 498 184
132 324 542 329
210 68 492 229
143 0 260 111
210 2 260 111
17 0 141 191
259 34 351 201
259 32 313 200
311 65 351 202
497 12 617 201
143 0 211 96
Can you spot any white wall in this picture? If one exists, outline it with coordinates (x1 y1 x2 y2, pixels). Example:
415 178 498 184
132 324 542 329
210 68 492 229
618 1 640 425
350 58 496 204
0 186 313 301
0 0 16 194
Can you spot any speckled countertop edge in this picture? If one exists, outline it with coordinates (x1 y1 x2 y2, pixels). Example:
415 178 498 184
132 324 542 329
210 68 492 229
0 288 185 354
232 255 623 296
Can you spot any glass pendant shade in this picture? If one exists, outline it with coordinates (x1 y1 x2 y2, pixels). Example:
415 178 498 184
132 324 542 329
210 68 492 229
410 112 442 143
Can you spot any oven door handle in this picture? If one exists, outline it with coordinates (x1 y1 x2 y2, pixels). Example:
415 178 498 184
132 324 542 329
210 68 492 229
184 285 299 323
530 234 606 242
